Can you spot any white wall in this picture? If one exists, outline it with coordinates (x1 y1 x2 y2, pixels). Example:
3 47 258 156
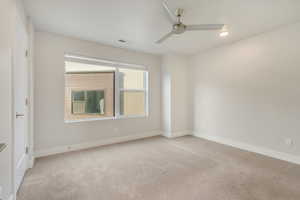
161 59 172 134
34 32 161 154
161 54 191 138
190 22 300 157
0 0 29 198
0 0 14 198
27 20 35 167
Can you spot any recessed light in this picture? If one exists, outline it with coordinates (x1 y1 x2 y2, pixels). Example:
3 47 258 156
219 25 229 37
118 39 127 43
220 31 229 37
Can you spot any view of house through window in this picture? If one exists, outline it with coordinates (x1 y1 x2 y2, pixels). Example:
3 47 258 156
119 68 147 116
64 56 148 122
72 90 105 115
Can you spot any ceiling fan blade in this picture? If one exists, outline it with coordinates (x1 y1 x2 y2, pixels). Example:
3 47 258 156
156 31 173 43
186 24 225 31
162 1 177 24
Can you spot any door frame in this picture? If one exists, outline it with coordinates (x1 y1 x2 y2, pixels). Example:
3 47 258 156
11 11 34 199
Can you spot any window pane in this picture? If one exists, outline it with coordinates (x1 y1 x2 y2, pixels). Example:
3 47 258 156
86 90 105 114
72 91 85 101
119 68 145 89
65 72 114 121
72 90 105 115
120 91 145 116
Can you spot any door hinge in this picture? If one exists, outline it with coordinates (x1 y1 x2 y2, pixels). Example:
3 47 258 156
26 146 29 154
25 49 29 57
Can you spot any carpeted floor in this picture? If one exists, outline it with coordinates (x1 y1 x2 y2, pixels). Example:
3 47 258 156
18 136 300 200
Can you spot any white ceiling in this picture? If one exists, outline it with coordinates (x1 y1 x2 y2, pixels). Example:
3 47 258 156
24 0 300 55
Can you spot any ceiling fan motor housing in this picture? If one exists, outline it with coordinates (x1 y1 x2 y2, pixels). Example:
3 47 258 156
173 23 186 34
156 1 225 43
175 8 184 17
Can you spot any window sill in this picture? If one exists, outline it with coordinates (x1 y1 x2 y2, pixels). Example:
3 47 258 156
65 117 114 123
117 115 148 119
64 115 148 123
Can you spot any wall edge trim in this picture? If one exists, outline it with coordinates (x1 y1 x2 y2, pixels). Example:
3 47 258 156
193 132 300 165
35 130 163 158
163 130 192 138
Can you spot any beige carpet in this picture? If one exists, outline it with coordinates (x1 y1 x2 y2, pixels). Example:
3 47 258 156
18 136 300 200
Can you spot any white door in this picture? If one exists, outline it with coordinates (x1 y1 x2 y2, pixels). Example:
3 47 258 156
14 15 29 192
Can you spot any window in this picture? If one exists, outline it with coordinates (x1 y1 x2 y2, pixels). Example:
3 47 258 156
72 90 105 115
65 71 115 121
64 55 148 122
119 68 147 117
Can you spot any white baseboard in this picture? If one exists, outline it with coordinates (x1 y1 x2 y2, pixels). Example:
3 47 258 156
193 132 300 165
27 156 35 169
15 154 27 191
163 130 192 138
35 130 163 158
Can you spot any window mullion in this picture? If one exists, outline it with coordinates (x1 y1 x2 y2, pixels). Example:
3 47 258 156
144 71 149 116
114 67 120 118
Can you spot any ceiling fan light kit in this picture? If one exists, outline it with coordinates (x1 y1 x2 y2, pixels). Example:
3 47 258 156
157 0 228 43
220 31 229 37
219 25 229 37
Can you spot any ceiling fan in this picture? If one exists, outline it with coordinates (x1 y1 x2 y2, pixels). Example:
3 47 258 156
156 1 228 43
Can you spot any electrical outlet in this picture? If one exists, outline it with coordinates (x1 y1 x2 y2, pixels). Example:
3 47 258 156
285 138 293 146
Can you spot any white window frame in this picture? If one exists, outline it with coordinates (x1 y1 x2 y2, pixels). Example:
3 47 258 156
64 54 149 122
116 68 149 119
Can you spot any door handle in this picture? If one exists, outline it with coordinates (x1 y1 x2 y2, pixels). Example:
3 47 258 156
16 113 25 118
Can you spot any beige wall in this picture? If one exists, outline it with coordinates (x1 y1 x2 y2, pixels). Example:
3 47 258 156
65 73 114 121
0 0 30 198
34 31 161 153
161 54 191 138
0 0 14 198
190 22 300 157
